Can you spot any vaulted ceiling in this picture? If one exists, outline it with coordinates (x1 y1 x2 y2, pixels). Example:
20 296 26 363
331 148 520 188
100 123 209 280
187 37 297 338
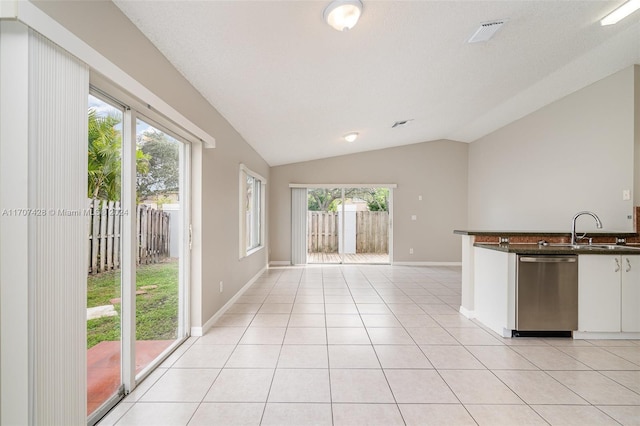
114 0 640 166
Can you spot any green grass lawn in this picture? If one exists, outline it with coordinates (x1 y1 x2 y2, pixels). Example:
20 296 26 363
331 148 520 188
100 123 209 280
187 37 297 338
87 259 179 349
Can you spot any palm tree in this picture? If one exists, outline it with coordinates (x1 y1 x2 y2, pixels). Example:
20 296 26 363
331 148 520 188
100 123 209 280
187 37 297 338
88 109 149 200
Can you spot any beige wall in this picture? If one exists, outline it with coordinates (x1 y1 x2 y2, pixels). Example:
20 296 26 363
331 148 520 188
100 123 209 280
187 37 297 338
34 1 270 328
468 66 637 232
270 140 468 263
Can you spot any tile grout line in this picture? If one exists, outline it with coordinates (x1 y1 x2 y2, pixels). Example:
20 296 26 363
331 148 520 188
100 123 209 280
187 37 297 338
257 268 288 426
345 266 408 425
322 266 336 426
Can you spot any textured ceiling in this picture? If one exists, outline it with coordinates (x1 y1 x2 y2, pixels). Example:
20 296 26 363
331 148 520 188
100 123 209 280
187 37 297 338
114 0 640 166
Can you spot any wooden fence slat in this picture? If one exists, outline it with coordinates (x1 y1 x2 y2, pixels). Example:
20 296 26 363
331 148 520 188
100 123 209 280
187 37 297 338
88 198 93 273
91 199 99 273
141 205 147 264
114 201 121 269
153 209 158 262
314 214 319 252
106 201 114 270
99 200 108 272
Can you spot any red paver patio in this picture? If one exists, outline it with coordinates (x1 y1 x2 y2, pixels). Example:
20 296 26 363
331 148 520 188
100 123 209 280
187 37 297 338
87 339 174 415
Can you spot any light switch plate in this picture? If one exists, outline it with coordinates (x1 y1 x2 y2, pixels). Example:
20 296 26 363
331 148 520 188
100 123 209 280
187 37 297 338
411 215 417 221
623 189 631 201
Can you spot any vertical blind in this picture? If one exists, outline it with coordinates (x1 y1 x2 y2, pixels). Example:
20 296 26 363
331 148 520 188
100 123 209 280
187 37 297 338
291 188 307 265
29 29 89 424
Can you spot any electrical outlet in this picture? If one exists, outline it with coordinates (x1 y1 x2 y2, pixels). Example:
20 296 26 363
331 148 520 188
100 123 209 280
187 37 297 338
409 248 414 255
219 281 223 293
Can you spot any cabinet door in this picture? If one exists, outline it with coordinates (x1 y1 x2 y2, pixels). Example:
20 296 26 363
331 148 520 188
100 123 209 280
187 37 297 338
621 255 640 332
578 255 621 332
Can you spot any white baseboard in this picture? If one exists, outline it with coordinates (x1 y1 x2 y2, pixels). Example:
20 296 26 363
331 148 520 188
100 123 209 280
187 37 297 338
573 331 640 340
191 265 267 337
392 261 462 267
269 260 290 266
459 306 475 319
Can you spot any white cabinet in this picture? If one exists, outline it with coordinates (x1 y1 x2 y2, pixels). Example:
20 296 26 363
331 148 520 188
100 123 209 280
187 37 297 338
579 255 640 332
473 248 516 337
579 255 620 332
621 255 640 332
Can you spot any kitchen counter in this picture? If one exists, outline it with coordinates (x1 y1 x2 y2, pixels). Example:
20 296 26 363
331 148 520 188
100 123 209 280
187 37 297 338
475 243 640 255
454 228 640 340
454 230 638 237
470 243 640 339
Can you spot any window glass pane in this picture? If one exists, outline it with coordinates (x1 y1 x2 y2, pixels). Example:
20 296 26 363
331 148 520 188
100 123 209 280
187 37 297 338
252 179 261 248
241 167 264 255
245 174 254 250
87 94 123 416
245 175 262 250
135 118 185 376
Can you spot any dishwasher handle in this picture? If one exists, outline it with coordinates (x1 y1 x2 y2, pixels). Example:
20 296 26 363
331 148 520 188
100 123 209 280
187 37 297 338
519 256 577 263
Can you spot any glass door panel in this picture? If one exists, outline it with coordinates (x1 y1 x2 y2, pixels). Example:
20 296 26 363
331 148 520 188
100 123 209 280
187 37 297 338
342 187 390 264
134 118 186 376
307 188 342 264
86 94 124 417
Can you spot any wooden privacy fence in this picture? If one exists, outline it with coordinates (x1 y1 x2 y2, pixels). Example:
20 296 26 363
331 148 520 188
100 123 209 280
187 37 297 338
307 211 389 254
308 212 338 253
87 199 170 274
355 211 389 254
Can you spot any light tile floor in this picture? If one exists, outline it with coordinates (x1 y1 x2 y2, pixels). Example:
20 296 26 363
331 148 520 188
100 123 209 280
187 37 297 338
98 265 640 426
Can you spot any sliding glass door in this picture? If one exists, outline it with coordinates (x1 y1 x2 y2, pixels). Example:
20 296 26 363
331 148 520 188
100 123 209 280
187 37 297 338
87 93 190 424
306 187 390 264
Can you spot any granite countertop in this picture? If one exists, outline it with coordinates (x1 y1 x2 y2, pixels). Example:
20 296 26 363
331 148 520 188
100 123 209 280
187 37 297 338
454 230 638 237
475 243 640 255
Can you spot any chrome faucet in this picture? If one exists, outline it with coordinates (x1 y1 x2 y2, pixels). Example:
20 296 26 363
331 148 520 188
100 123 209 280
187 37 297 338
571 211 603 245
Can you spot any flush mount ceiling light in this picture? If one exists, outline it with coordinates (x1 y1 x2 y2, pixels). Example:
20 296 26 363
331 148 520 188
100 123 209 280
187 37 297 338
324 0 363 31
601 0 640 25
344 132 359 142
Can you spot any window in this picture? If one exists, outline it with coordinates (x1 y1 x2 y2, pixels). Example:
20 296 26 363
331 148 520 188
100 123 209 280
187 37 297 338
240 165 266 257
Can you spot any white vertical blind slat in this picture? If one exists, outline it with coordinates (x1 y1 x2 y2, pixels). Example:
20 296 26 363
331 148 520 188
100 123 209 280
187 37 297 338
291 188 307 265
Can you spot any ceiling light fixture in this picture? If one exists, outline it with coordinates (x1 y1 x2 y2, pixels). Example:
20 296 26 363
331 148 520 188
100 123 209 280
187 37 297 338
344 132 359 142
324 0 363 31
601 0 640 25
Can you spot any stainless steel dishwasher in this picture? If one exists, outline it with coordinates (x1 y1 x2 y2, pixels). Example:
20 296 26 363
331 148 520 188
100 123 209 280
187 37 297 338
516 255 578 333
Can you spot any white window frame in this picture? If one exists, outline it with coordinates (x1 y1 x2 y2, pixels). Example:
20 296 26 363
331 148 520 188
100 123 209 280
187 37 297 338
239 164 266 258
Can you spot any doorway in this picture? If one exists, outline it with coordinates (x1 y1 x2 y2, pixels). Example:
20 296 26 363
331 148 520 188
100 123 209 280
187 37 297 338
87 93 190 423
306 186 392 264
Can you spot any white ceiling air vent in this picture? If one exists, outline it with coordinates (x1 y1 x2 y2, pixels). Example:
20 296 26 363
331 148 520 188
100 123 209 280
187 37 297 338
392 119 413 128
467 20 507 43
